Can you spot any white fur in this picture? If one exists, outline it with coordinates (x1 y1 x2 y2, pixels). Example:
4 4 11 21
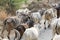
9 29 20 40
16 8 31 16
21 23 41 40
2 30 9 40
31 12 41 23
53 34 60 40
44 8 57 19
2 38 9 40
31 12 41 20
2 29 20 40
43 8 57 29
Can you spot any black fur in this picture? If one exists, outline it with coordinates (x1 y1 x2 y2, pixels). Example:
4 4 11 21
15 25 26 32
15 25 26 39
26 19 34 28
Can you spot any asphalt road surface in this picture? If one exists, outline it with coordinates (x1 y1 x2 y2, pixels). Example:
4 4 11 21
38 27 53 40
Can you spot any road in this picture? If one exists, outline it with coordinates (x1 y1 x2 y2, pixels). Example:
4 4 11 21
38 27 53 40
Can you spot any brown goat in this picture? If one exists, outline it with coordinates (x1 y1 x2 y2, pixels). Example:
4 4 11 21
15 25 26 39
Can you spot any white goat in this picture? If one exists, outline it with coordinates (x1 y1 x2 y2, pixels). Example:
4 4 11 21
9 29 20 40
42 8 57 29
31 12 41 23
53 34 60 40
2 29 20 40
50 18 57 36
16 8 31 17
2 30 9 40
21 23 42 40
44 8 57 19
50 18 60 39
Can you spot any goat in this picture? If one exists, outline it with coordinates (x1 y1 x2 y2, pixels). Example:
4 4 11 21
15 19 34 39
15 25 26 39
43 8 57 29
51 3 60 18
3 16 20 27
19 19 34 29
31 12 41 23
38 8 46 17
2 16 20 37
1 30 9 40
16 8 31 17
52 34 60 40
51 18 60 40
55 18 60 35
21 23 42 40
8 29 20 40
1 29 20 40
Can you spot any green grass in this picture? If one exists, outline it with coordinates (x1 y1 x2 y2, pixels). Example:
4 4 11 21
12 0 27 9
0 0 27 10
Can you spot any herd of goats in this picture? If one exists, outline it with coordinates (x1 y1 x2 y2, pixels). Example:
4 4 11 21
0 2 60 40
